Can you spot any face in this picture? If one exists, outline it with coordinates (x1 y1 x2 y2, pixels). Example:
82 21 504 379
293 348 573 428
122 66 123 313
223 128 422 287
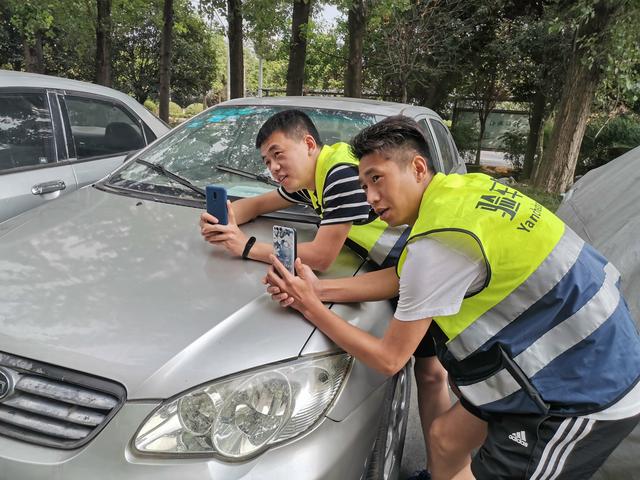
359 150 431 227
259 130 317 191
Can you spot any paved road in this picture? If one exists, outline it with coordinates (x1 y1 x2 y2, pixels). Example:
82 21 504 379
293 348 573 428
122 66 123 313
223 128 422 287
400 371 427 479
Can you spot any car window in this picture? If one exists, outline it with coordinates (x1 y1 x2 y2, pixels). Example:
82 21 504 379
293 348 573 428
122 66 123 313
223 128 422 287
430 119 457 173
0 92 55 171
417 119 441 172
65 95 145 159
143 122 157 143
107 106 378 200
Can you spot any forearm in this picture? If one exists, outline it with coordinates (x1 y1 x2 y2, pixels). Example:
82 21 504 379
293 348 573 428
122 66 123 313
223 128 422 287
296 242 341 271
317 267 399 303
246 241 333 270
302 300 407 376
231 198 260 225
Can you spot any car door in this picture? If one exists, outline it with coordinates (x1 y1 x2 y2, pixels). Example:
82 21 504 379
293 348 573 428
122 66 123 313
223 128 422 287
0 89 77 223
60 92 149 188
428 117 466 174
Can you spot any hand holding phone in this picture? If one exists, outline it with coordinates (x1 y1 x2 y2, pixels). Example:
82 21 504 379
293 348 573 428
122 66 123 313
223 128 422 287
273 225 297 275
205 185 228 225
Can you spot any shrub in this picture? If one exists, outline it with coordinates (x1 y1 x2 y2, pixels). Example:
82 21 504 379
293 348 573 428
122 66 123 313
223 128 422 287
578 114 640 175
144 99 158 114
450 121 479 162
184 103 204 117
169 101 183 117
499 129 527 173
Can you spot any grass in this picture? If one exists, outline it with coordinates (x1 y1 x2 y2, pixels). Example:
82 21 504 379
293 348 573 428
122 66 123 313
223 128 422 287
512 183 562 213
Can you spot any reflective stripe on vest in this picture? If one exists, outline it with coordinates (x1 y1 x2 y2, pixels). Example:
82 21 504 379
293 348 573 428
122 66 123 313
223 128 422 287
459 262 622 406
447 227 584 361
308 143 404 266
398 173 640 415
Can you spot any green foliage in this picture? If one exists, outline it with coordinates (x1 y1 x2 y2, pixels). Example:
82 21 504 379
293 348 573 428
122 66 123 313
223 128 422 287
514 183 562 213
169 101 183 117
450 121 479 162
578 113 640 174
184 102 204 116
499 129 528 172
144 99 158 114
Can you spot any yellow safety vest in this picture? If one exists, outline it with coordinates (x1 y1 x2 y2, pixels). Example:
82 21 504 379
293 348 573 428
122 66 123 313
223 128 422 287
397 172 640 416
307 143 406 266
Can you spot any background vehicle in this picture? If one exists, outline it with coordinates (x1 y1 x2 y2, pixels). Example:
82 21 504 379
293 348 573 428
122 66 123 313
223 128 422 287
557 145 640 480
0 96 463 479
0 70 169 222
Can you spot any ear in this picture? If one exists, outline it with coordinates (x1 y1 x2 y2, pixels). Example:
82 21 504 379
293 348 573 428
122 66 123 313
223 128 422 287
303 134 317 153
411 155 429 181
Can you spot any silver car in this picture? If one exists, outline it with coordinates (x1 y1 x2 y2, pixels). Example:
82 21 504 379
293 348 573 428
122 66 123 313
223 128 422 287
0 70 169 223
0 97 464 479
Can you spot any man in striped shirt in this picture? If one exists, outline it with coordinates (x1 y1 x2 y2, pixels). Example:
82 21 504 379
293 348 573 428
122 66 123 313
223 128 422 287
200 109 389 271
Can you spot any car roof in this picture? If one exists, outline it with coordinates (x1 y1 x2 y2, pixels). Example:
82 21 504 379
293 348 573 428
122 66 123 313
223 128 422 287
1 70 137 103
0 70 168 133
218 96 442 119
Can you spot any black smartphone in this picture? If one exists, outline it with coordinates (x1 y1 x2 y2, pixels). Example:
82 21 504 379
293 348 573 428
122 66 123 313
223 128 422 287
205 185 228 225
273 225 297 275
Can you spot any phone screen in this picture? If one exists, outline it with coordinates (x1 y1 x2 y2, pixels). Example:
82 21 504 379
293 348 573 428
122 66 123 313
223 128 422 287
273 225 297 275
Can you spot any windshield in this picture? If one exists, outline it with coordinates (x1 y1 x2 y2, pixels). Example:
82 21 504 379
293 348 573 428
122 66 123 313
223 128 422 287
107 105 379 200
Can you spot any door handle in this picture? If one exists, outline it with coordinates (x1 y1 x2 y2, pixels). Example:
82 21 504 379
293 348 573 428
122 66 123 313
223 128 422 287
32 180 67 195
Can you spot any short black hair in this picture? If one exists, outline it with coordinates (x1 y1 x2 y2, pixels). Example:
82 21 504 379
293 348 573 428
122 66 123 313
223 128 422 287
351 116 434 171
255 109 323 149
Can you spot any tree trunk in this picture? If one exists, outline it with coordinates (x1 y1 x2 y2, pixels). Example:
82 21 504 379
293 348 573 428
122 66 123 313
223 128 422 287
522 89 545 180
159 0 174 122
533 0 619 193
227 0 244 99
286 0 311 96
95 0 112 86
344 0 366 98
474 120 486 167
23 31 44 73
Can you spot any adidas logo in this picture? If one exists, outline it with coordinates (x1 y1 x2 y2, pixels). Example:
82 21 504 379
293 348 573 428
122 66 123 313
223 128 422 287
509 430 528 447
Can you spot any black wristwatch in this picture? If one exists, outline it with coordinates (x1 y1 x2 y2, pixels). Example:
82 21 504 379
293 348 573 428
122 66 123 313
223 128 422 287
242 236 257 259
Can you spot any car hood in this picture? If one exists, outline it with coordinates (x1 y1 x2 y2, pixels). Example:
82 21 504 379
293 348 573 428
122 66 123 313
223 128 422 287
0 187 361 399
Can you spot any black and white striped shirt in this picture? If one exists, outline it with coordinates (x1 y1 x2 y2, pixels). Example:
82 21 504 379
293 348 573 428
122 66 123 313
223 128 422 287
278 164 374 226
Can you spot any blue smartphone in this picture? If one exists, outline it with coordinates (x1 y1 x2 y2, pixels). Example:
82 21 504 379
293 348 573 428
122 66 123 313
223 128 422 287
273 225 297 275
205 185 228 225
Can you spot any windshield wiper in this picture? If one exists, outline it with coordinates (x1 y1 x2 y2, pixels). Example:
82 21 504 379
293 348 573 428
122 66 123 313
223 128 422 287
217 164 279 187
135 159 205 198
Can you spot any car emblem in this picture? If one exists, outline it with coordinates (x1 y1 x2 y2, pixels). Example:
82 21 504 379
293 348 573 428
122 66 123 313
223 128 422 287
0 368 13 400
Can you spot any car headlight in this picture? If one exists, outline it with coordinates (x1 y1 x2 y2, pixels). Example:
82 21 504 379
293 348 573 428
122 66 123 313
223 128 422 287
133 353 352 460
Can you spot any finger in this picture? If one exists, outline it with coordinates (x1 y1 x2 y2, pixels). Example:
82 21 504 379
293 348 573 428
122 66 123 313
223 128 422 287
272 292 288 302
270 254 293 280
280 297 295 307
204 224 230 235
266 285 281 295
266 265 285 288
201 212 218 224
294 257 313 278
226 200 237 225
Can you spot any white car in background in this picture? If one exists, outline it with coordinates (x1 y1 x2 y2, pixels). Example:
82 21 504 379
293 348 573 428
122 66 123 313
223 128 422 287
0 70 169 222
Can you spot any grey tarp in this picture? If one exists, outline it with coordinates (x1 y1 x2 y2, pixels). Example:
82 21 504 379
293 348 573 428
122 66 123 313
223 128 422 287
556 145 640 480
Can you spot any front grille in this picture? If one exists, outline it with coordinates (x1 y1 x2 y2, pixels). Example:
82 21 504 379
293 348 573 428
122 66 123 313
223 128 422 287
0 351 126 449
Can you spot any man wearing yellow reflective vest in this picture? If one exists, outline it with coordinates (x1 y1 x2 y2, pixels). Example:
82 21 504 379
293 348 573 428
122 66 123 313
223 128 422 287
201 110 451 476
265 116 640 480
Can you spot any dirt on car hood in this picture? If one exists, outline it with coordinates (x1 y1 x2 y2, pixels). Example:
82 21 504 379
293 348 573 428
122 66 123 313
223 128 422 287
0 187 360 399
